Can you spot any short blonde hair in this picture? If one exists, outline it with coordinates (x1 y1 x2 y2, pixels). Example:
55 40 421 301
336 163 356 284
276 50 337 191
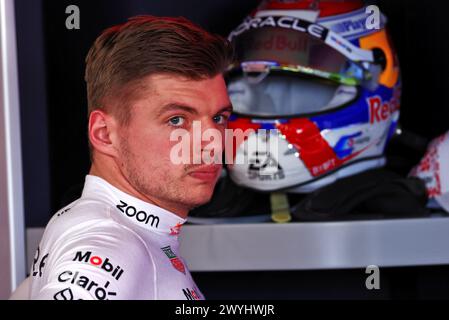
85 15 234 125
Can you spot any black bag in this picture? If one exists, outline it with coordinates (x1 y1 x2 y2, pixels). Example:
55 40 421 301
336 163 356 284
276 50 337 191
292 169 430 222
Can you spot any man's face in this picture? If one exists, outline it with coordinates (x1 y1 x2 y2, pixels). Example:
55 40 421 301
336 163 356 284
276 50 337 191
116 73 232 214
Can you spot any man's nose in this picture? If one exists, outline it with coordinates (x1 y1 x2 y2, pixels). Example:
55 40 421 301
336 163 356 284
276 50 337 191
191 119 224 163
201 118 224 147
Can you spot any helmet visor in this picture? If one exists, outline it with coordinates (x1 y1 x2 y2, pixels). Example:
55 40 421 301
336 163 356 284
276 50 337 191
232 27 369 86
227 72 358 117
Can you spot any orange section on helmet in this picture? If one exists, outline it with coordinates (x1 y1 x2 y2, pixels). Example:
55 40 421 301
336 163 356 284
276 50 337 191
359 30 400 88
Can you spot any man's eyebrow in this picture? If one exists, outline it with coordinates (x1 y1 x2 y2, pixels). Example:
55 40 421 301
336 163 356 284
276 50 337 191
157 103 199 117
157 103 233 117
216 104 233 114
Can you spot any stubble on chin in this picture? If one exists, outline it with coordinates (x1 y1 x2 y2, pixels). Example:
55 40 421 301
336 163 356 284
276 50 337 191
119 139 216 211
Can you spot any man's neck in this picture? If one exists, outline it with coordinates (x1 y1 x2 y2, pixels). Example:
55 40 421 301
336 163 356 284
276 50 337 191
89 162 189 219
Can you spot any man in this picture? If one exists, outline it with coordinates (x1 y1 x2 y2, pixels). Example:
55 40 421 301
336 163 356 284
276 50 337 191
29 15 233 300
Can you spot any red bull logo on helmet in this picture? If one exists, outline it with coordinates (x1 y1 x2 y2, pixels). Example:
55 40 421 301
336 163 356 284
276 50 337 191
367 92 400 124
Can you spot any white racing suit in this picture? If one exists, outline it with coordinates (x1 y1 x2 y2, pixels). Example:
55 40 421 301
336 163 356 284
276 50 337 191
29 175 204 300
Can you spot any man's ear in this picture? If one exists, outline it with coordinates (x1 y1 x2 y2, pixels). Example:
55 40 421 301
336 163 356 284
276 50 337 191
88 109 120 158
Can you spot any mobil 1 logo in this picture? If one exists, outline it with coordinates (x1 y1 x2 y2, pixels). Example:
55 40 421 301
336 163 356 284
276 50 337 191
73 251 124 281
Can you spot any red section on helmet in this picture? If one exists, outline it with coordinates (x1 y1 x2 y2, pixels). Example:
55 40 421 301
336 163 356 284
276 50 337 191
258 0 364 18
228 116 379 179
227 118 262 163
276 119 340 177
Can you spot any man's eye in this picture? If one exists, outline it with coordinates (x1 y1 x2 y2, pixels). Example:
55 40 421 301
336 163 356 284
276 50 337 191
213 115 227 124
169 116 185 127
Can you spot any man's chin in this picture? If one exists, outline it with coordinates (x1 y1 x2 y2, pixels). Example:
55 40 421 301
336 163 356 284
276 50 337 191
185 190 215 210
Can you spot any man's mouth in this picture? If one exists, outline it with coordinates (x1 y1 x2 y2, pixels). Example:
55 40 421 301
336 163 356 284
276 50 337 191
187 164 222 182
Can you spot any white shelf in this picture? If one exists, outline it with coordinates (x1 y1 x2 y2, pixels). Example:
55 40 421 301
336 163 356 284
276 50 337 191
178 216 449 271
27 216 449 273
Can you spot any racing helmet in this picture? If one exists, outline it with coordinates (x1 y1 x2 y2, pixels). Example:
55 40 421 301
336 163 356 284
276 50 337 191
225 0 401 193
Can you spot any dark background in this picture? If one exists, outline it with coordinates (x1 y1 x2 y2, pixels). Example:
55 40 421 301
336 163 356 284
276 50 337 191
15 0 449 299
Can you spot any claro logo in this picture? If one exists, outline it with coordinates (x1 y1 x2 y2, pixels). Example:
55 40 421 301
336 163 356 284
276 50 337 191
116 200 160 228
73 251 124 281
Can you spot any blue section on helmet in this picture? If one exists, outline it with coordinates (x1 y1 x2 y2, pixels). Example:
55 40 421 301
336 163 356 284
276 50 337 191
311 85 394 130
310 98 368 130
260 123 276 130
